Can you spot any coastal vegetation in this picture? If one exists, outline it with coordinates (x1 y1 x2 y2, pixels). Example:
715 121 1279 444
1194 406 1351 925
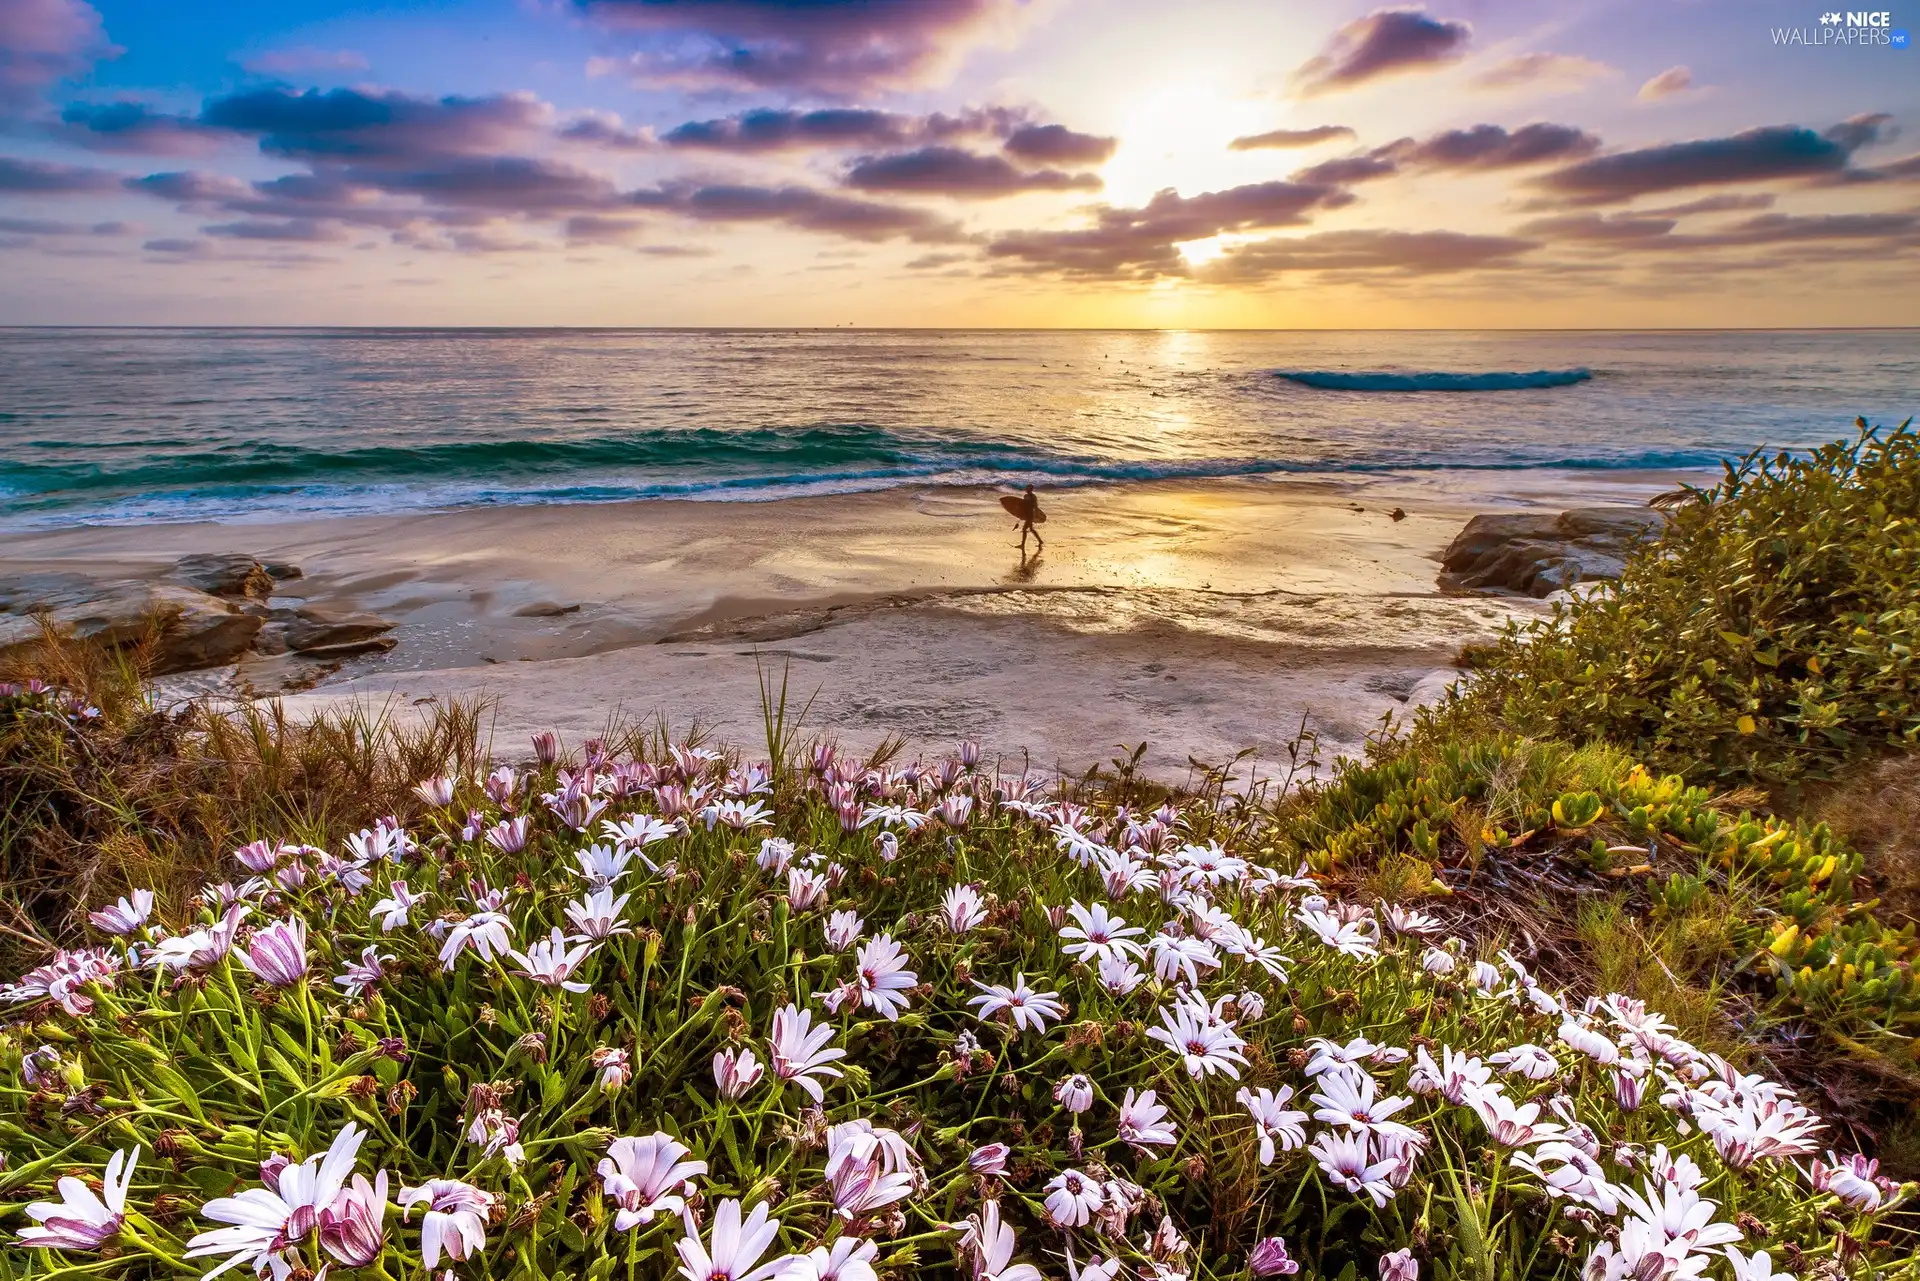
2 423 1918 1281
1432 420 1920 793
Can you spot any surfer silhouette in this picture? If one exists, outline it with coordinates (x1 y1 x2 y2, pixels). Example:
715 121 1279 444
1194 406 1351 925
1001 484 1046 553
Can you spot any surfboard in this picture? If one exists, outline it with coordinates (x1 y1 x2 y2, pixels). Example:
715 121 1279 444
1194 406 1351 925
999 494 1045 523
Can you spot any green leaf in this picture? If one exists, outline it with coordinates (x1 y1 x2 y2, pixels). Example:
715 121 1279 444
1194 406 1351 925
145 1060 209 1123
263 1045 307 1089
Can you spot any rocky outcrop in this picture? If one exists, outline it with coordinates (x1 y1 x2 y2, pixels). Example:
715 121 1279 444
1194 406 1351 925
173 553 278 601
280 606 397 658
0 553 396 676
0 573 263 674
1439 507 1665 597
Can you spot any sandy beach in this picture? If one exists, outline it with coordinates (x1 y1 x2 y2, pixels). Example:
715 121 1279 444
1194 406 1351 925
0 468 1687 779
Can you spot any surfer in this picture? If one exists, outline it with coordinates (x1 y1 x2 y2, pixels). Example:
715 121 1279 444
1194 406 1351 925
1002 484 1046 553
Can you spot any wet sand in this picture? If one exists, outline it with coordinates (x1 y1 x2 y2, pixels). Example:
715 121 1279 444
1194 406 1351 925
0 469 1684 779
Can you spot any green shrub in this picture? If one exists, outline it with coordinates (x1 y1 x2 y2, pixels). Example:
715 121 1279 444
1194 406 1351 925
1428 420 1920 795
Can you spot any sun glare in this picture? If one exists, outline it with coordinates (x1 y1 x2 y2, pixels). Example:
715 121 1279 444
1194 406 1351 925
1176 235 1231 267
1101 84 1278 208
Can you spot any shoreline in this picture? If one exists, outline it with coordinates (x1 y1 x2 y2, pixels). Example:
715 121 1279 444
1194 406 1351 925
0 460 1709 537
0 468 1694 777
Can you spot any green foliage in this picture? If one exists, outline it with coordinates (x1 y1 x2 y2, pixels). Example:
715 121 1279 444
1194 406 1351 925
1291 421 1920 1090
1549 791 1603 831
1430 420 1920 793
1273 733 1920 1051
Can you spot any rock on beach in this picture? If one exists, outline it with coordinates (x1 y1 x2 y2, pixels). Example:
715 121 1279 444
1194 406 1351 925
0 572 264 674
0 555 395 676
1438 507 1665 598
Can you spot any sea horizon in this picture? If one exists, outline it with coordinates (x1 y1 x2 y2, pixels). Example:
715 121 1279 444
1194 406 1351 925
3 324 1918 333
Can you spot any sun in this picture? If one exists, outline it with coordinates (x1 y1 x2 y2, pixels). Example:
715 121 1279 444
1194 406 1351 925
1100 84 1285 208
1175 234 1231 266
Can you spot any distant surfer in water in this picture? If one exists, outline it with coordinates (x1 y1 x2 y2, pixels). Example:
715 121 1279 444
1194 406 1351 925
1001 484 1046 553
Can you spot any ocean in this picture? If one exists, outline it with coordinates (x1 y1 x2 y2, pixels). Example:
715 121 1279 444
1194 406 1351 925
0 328 1913 529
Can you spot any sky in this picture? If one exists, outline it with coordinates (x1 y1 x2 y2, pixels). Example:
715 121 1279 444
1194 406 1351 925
0 0 1916 327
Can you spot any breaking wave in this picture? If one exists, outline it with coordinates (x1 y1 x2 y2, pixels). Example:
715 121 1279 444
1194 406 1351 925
1274 369 1594 392
0 419 1722 528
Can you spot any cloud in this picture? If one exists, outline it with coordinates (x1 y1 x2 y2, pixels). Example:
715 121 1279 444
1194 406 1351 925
985 179 1352 279
437 227 545 253
1699 211 1918 246
53 101 222 154
664 182 964 242
1291 154 1399 185
558 111 656 150
241 47 370 76
1531 122 1876 204
1515 212 1680 243
1860 151 1920 182
0 0 112 112
563 213 646 243
130 233 333 266
660 105 1023 153
0 154 122 191
0 215 72 233
335 156 620 210
142 236 211 255
1521 208 1919 252
1636 66 1693 102
126 169 255 203
1823 112 1893 153
1287 122 1599 187
1292 7 1471 97
667 107 916 151
202 172 438 229
203 218 347 243
843 146 1099 198
131 158 622 233
1641 193 1775 216
102 86 1087 257
0 214 125 234
1197 228 1536 283
199 87 555 163
1388 122 1600 169
1472 52 1614 94
1229 125 1356 151
576 0 1029 93
115 105 967 252
1002 124 1115 165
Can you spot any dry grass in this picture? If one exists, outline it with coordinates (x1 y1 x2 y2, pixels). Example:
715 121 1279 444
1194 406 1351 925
1575 893 1754 1061
1811 751 1920 929
0 627 489 963
1360 851 1442 902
